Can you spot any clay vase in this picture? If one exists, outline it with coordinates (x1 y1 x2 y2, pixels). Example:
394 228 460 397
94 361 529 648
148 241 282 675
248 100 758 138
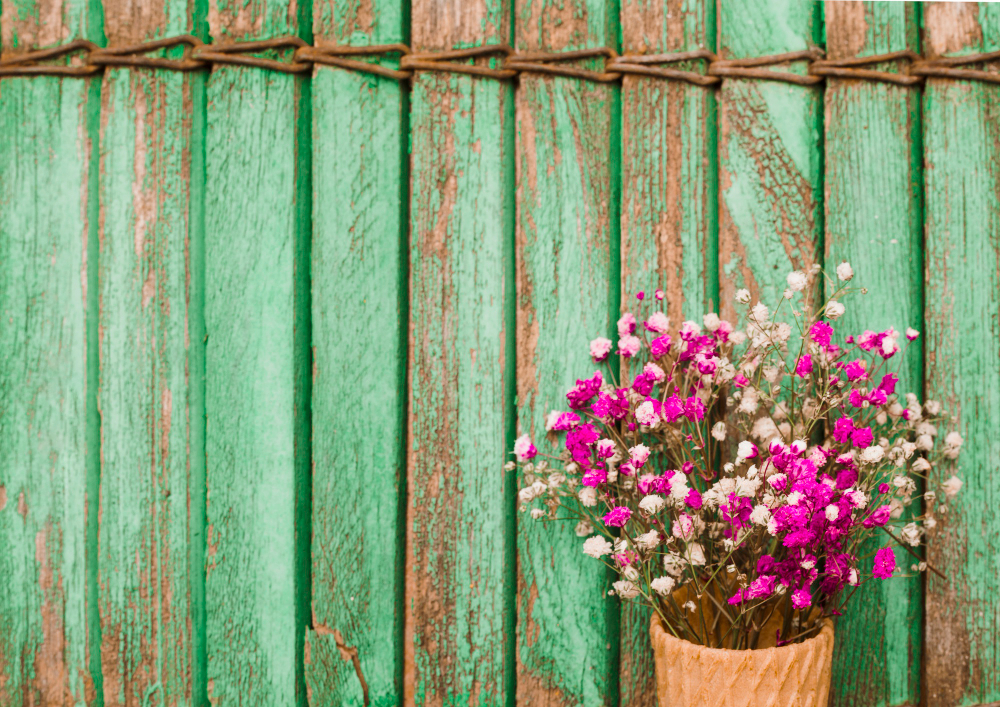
649 614 835 707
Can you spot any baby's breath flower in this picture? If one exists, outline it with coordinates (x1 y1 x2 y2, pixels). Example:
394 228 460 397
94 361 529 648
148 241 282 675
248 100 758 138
826 300 846 319
786 271 807 292
650 576 676 596
837 261 854 281
942 475 963 498
613 580 640 599
735 288 751 305
583 536 613 558
575 520 593 537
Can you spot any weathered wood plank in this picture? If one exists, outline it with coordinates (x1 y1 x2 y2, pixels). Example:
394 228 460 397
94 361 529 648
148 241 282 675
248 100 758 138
304 0 407 704
822 4 923 705
406 2 514 704
514 0 616 704
203 1 309 704
717 0 823 317
924 4 1000 704
618 3 715 704
0 0 100 702
96 1 202 703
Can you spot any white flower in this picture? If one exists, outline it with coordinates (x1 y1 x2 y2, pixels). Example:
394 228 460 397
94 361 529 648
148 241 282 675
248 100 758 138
825 505 840 522
548 473 565 488
672 515 695 540
530 480 547 497
623 565 640 581
518 487 536 503
683 600 697 613
737 440 758 462
906 327 920 340
924 400 942 416
752 416 780 441
750 504 771 526
787 491 804 506
942 475 963 498
590 337 613 360
766 517 779 535
645 311 670 333
800 558 816 570
574 520 593 537
650 576 676 596
530 508 546 519
635 401 659 426
911 457 931 472
613 580 641 599
836 261 854 281
735 288 751 305
901 522 922 546
686 543 706 566
663 553 687 576
925 516 937 529
739 388 760 415
578 487 598 507
848 569 859 586
944 431 964 459
711 422 727 441
735 477 761 498
629 444 651 465
826 300 846 320
783 289 793 300
860 445 885 464
730 330 747 345
751 302 770 323
915 434 934 452
583 536 613 558
635 530 661 551
703 312 721 331
668 474 690 502
639 494 665 514
847 489 868 509
786 270 807 292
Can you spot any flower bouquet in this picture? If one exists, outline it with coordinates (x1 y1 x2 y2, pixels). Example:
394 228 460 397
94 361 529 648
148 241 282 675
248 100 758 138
507 264 963 705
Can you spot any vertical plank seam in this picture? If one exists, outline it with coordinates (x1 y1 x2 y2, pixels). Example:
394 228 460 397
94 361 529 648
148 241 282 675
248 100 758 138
189 0 211 699
295 0 314 703
504 1 518 704
85 0 108 701
396 2 413 701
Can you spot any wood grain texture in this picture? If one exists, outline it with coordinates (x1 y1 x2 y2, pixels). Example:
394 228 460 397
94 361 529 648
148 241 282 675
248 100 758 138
304 0 407 704
514 0 616 704
203 0 309 704
406 0 514 703
96 1 201 703
822 4 923 706
0 0 99 703
618 3 715 704
717 0 822 320
924 4 1000 705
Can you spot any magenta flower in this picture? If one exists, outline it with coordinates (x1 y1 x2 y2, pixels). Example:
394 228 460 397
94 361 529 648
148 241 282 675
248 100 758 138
878 373 899 395
617 312 636 337
862 505 892 529
844 360 868 381
513 434 537 461
810 320 833 347
872 546 896 579
851 426 873 448
791 588 812 610
661 396 685 423
650 334 672 358
684 396 705 421
685 488 703 510
566 371 602 409
603 506 631 528
795 354 813 378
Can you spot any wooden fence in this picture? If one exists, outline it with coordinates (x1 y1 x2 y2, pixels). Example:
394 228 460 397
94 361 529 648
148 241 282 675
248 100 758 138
0 0 997 705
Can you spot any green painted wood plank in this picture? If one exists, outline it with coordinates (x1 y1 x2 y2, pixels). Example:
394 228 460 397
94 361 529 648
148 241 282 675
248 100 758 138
923 4 1000 704
618 4 715 704
203 1 310 704
304 0 406 704
95 1 204 704
406 3 514 704
0 0 101 703
822 5 923 706
717 0 822 317
513 0 616 704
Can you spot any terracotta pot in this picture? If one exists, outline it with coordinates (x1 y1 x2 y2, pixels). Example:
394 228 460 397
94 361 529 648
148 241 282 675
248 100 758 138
650 613 835 707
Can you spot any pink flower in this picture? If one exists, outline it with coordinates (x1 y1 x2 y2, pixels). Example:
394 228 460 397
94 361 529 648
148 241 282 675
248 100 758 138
582 467 608 487
617 312 636 337
685 488 703 510
851 426 873 448
810 320 833 347
685 396 705 421
856 330 879 352
872 546 896 579
733 374 749 387
672 513 695 540
513 434 537 461
546 411 580 431
745 574 777 600
844 360 868 381
791 588 812 610
590 337 613 361
795 354 813 378
566 371 603 409
638 473 658 494
618 335 641 357
878 373 898 395
643 362 666 383
635 400 660 426
848 389 865 407
863 505 892 528
596 439 616 458
650 334 672 358
603 506 632 528
661 396 685 423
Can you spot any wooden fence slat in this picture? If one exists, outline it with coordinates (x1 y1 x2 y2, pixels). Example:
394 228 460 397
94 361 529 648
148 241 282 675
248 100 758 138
924 3 1000 704
618 2 716 703
305 0 407 703
717 0 823 318
0 0 100 702
96 1 202 703
203 2 309 704
822 4 923 705
406 3 514 704
514 0 617 704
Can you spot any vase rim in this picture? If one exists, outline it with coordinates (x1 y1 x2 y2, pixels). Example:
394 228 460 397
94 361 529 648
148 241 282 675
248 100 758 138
650 613 834 655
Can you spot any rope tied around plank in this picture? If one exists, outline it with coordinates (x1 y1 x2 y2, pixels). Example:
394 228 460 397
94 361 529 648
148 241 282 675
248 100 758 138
1 35 999 85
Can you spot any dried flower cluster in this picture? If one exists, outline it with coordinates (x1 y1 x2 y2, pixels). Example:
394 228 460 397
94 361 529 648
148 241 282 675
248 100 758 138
508 265 963 649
